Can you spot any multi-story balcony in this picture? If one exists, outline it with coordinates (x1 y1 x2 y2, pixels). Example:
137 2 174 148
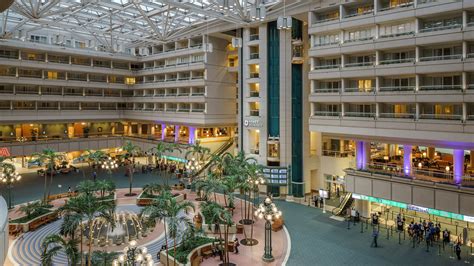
379 0 414 12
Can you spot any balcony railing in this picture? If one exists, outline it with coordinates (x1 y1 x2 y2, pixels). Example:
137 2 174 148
313 111 340 117
344 87 375 93
419 113 462 120
419 24 462 33
322 150 354 157
419 54 462 62
249 110 260 116
0 54 18 59
249 73 260 79
249 34 259 41
313 41 340 47
379 31 414 39
313 88 340 93
378 113 415 119
379 1 414 12
178 108 190 112
344 61 374 68
419 85 462 91
344 36 374 43
379 86 415 92
192 108 205 113
344 10 373 19
379 58 415 65
249 53 259 60
313 17 339 24
344 112 375 118
313 64 340 70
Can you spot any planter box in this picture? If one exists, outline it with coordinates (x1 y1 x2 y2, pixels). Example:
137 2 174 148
10 210 59 233
159 238 230 266
136 191 186 206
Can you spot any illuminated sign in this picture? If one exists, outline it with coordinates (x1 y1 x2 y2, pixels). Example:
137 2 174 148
263 167 288 185
162 155 187 163
244 119 263 128
352 193 474 222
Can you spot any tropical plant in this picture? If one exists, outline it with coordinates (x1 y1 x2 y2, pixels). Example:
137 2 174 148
80 149 107 177
95 179 116 198
151 142 182 185
142 183 162 197
185 140 210 161
141 187 195 266
77 180 97 196
91 250 119 266
121 141 141 195
18 200 49 219
32 148 65 202
194 173 226 203
41 234 79 266
60 212 82 241
60 192 115 266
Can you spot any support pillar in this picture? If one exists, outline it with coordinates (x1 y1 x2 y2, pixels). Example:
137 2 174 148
403 145 412 176
355 199 371 218
189 127 196 144
427 147 435 159
356 141 370 169
453 149 464 184
174 125 180 143
161 124 166 141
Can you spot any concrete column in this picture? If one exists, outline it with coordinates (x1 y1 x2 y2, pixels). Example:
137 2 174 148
453 149 465 184
403 145 412 176
189 127 196 144
463 10 468 29
415 103 420 120
356 141 370 169
174 125 180 142
341 54 346 68
355 199 371 218
340 139 345 153
375 50 380 65
375 103 380 119
161 124 166 140
462 72 467 91
137 124 142 135
463 41 468 60
415 46 420 63
463 102 467 122
427 147 435 159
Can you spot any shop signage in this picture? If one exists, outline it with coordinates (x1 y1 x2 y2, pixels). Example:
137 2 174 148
0 147 10 157
162 155 187 163
319 189 329 199
244 119 262 128
352 193 474 222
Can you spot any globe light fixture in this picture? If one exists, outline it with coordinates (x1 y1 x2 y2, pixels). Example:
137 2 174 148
113 239 153 266
0 162 22 209
255 195 282 262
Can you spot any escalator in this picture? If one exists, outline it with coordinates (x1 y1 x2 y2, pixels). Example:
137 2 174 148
331 193 354 216
193 138 234 177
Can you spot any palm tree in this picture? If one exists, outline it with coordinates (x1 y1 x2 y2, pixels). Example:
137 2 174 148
121 141 141 196
81 149 107 177
185 140 210 161
91 251 119 266
60 192 115 266
142 183 162 197
194 173 226 203
41 234 79 265
32 148 65 202
95 179 115 198
76 180 97 196
18 200 49 219
151 142 182 185
141 188 195 265
60 212 82 241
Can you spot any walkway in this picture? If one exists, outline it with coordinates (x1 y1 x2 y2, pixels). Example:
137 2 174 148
278 200 469 266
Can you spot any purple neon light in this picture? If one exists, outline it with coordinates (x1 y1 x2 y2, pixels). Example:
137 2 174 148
403 145 412 176
453 149 464 184
356 141 364 169
161 124 166 140
174 125 180 142
189 127 196 144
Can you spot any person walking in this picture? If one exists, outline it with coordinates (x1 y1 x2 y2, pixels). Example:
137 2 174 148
92 171 97 181
234 238 240 254
455 241 462 260
371 228 379 248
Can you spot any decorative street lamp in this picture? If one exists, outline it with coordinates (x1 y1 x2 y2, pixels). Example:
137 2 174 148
0 162 22 209
101 157 118 179
112 240 153 266
255 196 282 262
185 157 202 182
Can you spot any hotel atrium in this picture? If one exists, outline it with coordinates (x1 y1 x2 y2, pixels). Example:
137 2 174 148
1 0 474 265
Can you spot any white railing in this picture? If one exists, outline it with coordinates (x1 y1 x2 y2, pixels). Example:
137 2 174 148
419 54 462 62
419 113 462 120
379 86 415 92
313 64 340 70
379 113 415 119
419 24 462 33
344 112 375 118
344 61 374 67
419 85 462 91
313 111 340 117
379 1 414 12
379 58 415 65
344 10 373 19
344 87 375 93
379 31 414 38
313 88 340 93
344 36 374 43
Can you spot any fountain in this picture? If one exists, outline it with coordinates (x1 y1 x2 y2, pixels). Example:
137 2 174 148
84 210 150 247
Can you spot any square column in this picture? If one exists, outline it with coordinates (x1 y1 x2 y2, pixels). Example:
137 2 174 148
189 127 196 144
175 125 180 142
356 141 370 169
403 145 412 176
161 124 166 140
453 149 464 184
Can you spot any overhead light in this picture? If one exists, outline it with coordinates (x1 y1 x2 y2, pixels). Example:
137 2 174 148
277 16 292 30
250 4 266 21
218 0 234 11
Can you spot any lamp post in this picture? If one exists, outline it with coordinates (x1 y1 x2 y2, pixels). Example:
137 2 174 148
101 157 118 179
0 163 22 209
112 240 153 266
185 157 202 183
255 196 282 262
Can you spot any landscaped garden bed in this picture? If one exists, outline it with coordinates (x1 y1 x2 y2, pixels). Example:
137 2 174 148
159 236 216 266
136 190 186 206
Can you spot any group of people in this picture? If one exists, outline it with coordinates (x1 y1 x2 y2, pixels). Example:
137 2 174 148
209 239 240 261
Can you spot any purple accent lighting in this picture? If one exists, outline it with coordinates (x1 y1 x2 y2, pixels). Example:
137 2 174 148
453 149 464 184
189 127 196 144
356 141 364 169
174 125 180 143
403 145 412 176
161 124 166 140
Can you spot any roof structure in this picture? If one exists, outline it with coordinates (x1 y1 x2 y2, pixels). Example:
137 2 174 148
0 0 297 48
